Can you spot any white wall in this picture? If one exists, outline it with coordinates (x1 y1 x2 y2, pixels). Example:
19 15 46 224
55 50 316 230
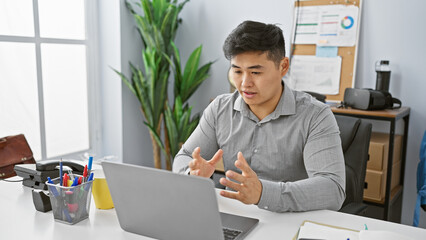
173 0 426 227
100 0 426 227
98 0 154 167
98 0 122 161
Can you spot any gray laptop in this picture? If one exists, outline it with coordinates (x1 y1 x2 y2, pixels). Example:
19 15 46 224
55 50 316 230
102 161 259 240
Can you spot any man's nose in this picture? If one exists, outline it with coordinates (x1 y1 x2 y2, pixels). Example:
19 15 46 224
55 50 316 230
241 73 253 87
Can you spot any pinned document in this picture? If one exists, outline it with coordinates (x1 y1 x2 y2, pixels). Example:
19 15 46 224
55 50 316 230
287 55 342 95
293 6 320 44
317 5 359 46
293 5 359 46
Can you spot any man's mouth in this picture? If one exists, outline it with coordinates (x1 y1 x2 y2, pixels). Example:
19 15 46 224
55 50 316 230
242 91 256 98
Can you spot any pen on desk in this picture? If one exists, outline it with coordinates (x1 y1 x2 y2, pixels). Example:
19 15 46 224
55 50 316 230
87 172 94 182
88 156 93 174
63 207 73 223
59 158 63 186
47 176 54 184
47 177 59 197
83 165 88 182
84 172 94 191
63 173 69 187
71 177 79 187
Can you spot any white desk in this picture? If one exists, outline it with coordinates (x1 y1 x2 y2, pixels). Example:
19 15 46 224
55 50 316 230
2 177 425 239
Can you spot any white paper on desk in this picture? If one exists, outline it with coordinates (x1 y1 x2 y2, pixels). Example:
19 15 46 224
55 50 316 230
287 55 342 95
297 222 359 240
297 222 414 240
359 230 414 240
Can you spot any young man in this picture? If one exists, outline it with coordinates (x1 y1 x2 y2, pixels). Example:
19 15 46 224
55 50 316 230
173 20 345 212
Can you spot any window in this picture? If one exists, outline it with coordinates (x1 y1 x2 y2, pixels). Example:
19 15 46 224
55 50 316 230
0 0 98 160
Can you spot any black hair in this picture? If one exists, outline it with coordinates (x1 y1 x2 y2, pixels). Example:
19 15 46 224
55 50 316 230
223 20 286 67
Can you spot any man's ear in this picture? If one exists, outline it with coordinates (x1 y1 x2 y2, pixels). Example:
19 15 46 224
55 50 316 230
280 57 289 77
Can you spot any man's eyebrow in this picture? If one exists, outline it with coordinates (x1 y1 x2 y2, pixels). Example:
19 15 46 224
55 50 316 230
231 64 264 69
248 65 263 69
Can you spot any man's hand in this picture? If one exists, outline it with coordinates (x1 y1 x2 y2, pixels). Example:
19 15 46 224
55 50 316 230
219 152 262 205
188 147 223 178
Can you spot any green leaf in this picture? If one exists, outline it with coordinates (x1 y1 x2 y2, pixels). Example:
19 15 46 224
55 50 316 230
183 61 213 102
173 96 183 121
160 6 175 41
135 15 155 49
164 106 179 157
171 42 183 97
112 67 136 97
130 62 154 124
182 45 202 93
141 0 153 24
144 122 167 155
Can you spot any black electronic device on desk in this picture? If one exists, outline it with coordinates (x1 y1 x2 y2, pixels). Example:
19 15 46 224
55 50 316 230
14 160 85 190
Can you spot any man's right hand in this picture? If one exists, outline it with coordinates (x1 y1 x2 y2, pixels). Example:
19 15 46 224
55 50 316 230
188 147 223 178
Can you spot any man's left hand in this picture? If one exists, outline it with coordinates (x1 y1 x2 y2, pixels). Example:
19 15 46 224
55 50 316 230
219 152 262 205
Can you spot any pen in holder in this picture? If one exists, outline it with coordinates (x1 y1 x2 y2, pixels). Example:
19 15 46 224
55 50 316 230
46 175 93 225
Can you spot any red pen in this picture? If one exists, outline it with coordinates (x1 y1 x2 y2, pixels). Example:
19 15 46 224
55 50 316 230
78 176 83 185
63 173 69 187
83 165 88 182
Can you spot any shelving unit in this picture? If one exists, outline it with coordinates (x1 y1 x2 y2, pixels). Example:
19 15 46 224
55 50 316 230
332 106 410 222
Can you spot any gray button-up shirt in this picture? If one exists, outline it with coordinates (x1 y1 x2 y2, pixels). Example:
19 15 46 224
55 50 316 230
173 83 346 212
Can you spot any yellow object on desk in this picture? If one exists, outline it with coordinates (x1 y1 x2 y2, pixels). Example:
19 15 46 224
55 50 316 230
92 169 114 209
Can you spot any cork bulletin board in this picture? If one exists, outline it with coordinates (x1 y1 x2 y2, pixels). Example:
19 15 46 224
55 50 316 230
290 0 362 101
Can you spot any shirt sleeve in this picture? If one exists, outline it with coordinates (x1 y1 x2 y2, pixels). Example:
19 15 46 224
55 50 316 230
172 99 220 174
257 106 346 212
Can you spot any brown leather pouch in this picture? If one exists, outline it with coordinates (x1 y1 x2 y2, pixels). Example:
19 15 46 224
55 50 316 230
0 134 36 179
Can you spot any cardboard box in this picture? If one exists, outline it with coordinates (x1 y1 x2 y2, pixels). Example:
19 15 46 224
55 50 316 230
363 160 402 202
367 133 402 171
364 168 385 202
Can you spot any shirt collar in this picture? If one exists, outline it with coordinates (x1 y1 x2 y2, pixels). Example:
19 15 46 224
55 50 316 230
233 81 296 120
275 81 296 117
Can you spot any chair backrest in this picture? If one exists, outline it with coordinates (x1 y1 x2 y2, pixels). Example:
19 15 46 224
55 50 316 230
335 115 372 207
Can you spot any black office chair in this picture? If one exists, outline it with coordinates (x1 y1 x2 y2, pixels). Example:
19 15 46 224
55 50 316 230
212 115 372 215
335 115 372 215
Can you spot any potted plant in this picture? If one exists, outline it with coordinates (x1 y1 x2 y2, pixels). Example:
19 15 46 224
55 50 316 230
115 0 213 170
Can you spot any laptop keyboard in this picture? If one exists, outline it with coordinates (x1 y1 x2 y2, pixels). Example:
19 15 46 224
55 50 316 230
223 227 242 240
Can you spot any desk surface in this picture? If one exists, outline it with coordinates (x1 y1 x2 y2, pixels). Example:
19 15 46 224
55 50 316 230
331 106 410 119
2 177 425 240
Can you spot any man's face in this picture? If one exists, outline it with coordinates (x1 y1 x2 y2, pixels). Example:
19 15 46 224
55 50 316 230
230 51 289 112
